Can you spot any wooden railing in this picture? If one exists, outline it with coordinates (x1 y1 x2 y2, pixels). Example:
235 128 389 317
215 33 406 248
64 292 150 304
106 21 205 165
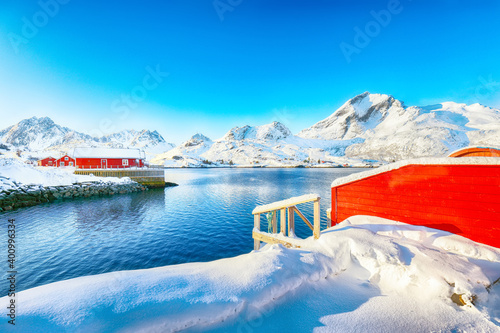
252 194 321 250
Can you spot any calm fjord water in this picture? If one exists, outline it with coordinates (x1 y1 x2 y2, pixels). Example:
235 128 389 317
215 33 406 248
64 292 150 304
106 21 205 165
1 168 362 294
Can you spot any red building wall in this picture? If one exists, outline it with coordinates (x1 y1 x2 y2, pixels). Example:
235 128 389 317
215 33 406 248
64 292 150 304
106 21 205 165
331 164 500 248
75 158 144 169
38 157 56 166
56 155 76 167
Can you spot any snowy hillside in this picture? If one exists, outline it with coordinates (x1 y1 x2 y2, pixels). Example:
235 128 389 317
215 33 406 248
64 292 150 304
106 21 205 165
4 93 500 166
299 92 500 161
0 117 94 152
151 122 366 167
0 117 174 160
2 216 499 332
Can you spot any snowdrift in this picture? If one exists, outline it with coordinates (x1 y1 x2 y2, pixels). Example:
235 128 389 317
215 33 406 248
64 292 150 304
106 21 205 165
1 216 499 332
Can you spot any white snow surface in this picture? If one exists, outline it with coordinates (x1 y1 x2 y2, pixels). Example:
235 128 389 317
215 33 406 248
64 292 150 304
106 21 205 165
2 216 499 332
0 158 132 190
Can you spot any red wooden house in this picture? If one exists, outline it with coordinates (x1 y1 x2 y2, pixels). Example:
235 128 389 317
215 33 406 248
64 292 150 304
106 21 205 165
56 155 76 167
37 156 57 167
330 147 500 248
72 148 145 169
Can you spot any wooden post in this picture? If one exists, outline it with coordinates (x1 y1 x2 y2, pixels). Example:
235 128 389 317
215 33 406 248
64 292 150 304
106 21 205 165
288 206 295 236
326 208 332 228
313 199 320 239
272 211 277 234
280 208 286 235
254 214 261 250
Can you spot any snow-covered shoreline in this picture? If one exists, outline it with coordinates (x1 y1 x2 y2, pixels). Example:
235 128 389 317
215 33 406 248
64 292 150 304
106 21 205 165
2 216 499 332
0 158 147 211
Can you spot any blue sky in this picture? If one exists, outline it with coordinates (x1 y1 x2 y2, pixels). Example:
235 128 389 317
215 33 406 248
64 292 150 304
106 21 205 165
1 0 499 144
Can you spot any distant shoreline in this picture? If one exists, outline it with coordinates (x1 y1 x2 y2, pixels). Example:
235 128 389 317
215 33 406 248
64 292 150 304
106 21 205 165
162 165 378 169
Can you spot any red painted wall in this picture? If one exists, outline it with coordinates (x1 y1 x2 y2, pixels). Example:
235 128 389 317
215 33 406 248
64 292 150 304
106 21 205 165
38 157 56 166
75 158 144 169
331 164 500 248
55 155 76 167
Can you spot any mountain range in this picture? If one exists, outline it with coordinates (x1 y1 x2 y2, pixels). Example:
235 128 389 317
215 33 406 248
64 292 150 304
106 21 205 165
2 92 499 166
0 117 175 157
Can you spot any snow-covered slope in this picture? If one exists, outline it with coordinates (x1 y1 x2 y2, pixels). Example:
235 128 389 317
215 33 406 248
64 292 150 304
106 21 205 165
299 92 500 162
0 117 174 160
2 216 499 332
298 92 404 140
152 122 366 167
4 93 500 166
0 117 94 151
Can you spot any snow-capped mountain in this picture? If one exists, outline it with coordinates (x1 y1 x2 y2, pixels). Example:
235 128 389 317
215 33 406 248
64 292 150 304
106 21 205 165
0 117 94 151
0 117 174 159
299 92 500 161
99 129 175 154
151 122 363 167
4 93 500 166
153 93 500 166
298 92 403 140
223 122 292 141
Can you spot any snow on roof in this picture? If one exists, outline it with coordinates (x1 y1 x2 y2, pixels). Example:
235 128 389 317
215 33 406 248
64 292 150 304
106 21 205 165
447 145 500 157
72 147 143 159
331 157 500 188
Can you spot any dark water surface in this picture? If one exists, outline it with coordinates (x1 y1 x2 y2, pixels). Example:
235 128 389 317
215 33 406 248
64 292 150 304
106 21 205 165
0 168 363 295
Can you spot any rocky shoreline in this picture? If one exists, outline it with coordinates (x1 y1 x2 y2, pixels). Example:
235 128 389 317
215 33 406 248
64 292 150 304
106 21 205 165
0 181 148 212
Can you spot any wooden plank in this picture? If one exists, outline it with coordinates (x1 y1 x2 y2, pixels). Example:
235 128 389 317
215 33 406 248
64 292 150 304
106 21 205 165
288 206 295 236
254 214 260 250
313 199 320 239
252 193 320 214
252 231 300 248
272 211 277 234
292 206 313 231
280 208 286 235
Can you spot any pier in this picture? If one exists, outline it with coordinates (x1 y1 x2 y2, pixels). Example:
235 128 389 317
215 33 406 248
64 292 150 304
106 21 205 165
74 166 166 188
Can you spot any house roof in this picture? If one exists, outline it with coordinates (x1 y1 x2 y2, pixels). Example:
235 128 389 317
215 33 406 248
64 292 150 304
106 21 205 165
72 147 143 159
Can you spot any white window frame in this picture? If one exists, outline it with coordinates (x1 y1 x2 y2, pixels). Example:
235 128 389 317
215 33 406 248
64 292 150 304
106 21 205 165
69 161 74 166
65 156 69 161
122 159 129 166
60 162 65 166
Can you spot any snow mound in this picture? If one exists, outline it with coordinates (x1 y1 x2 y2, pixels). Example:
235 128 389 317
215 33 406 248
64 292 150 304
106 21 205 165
2 216 499 332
